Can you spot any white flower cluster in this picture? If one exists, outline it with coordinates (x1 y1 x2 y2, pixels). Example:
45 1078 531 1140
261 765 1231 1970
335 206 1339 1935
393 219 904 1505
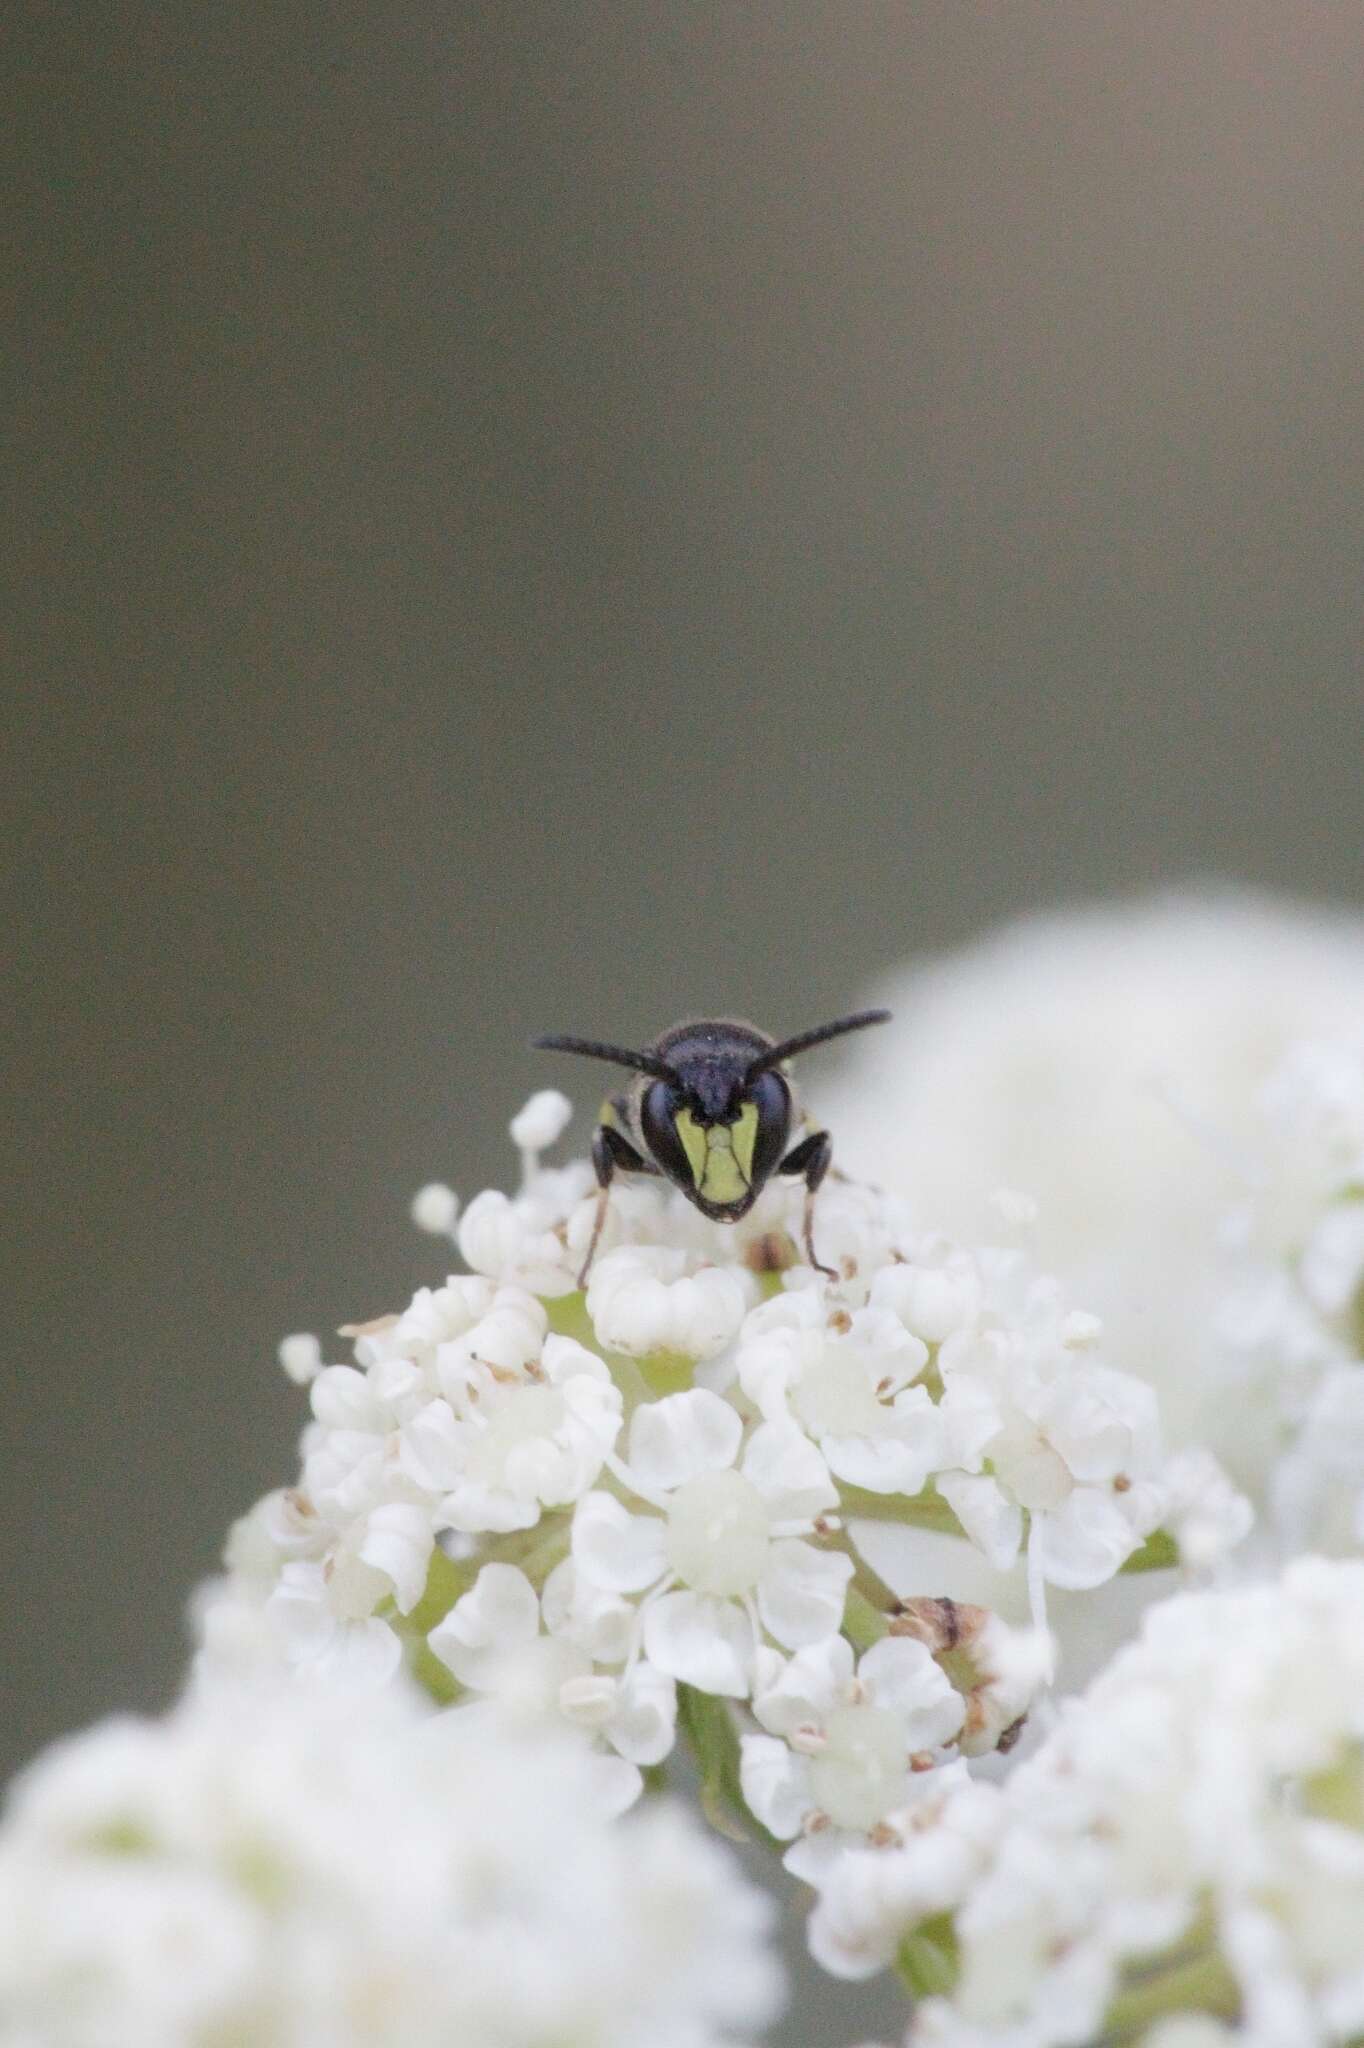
861 1558 1364 2048
821 890 1364 1461
0 1677 781 2048
213 1098 1243 1840
1212 1039 1364 1550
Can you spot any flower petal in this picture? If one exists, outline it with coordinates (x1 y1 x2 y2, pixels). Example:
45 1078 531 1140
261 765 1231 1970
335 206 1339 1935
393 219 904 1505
739 1733 811 1840
1038 1488 1140 1589
756 1540 852 1649
571 1491 667 1593
399 1399 466 1493
439 1478 540 1536
937 1473 1023 1570
540 1332 613 1387
628 1389 743 1493
741 1420 837 1520
588 1752 644 1816
858 1638 965 1748
823 1431 940 1497
428 1563 540 1687
642 1590 753 1695
357 1503 434 1615
752 1637 854 1736
606 1661 678 1765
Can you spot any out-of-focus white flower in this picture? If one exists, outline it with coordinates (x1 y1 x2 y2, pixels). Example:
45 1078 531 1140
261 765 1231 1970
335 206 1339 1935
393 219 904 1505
410 1179 460 1235
1209 1039 1364 1547
1159 1448 1256 1572
807 1764 1002 1982
223 1487 328 1592
875 1559 1364 2045
265 1502 435 1685
510 1087 574 1156
1271 1369 1364 1554
428 1558 676 1808
0 1680 784 2048
823 890 1364 1458
878 1243 1199 1620
573 1390 853 1696
740 1634 965 1861
276 1331 323 1384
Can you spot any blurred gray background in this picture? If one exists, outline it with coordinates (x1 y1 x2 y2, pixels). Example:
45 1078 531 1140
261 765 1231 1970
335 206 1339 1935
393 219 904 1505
6 3 1363 2037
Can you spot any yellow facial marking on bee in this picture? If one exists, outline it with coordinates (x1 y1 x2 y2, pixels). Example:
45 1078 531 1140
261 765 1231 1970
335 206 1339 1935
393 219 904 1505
730 1101 759 1183
674 1107 709 1189
675 1106 752 1203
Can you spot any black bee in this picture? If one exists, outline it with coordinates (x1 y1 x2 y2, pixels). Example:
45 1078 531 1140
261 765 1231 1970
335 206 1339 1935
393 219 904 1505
532 1010 890 1285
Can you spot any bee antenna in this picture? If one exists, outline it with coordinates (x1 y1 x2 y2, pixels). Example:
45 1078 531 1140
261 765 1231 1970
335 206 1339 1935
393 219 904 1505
532 1033 680 1083
745 1008 892 1078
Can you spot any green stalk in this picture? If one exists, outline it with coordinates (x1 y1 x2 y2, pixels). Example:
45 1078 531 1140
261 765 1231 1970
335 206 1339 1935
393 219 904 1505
895 1913 959 2000
839 1483 963 1535
675 1684 782 1853
841 1585 891 1652
1098 1938 1241 2042
1121 1527 1178 1573
841 1480 1181 1575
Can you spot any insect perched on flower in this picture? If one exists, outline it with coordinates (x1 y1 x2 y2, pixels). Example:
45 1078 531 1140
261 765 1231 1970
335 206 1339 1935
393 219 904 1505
532 1011 891 1284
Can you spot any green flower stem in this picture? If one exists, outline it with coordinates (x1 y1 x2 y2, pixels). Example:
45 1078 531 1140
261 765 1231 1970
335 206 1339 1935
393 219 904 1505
543 1291 596 1347
403 1545 476 1633
829 1531 902 1635
544 1293 689 1410
1305 1745 1364 1828
1098 1933 1241 2043
842 1585 891 1652
676 1684 782 1853
840 1482 1182 1576
894 1913 960 2000
398 1515 574 1708
1121 1527 1178 1573
839 1483 963 1535
502 1518 572 1585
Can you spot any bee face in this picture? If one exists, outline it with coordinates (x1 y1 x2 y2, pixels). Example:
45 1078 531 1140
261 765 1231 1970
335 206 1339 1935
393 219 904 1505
531 1008 890 1282
638 1068 791 1218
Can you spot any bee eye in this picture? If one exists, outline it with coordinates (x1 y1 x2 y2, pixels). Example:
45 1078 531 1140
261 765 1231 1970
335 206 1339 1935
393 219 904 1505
639 1080 693 1187
746 1071 791 1185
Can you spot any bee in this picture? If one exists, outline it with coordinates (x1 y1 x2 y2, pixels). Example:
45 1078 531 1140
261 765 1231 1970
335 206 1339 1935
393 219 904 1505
532 1010 890 1286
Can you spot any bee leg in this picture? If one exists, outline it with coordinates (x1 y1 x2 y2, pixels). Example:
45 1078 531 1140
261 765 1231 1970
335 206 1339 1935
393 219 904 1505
779 1130 836 1279
579 1123 651 1288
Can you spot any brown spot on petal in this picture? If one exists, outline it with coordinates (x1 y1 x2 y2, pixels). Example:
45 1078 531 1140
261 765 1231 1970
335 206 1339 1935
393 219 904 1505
744 1231 796 1274
909 1751 935 1773
890 1596 983 1654
1113 1473 1132 1493
827 1308 853 1334
337 1313 401 1337
997 1716 1027 1754
867 1821 903 1849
